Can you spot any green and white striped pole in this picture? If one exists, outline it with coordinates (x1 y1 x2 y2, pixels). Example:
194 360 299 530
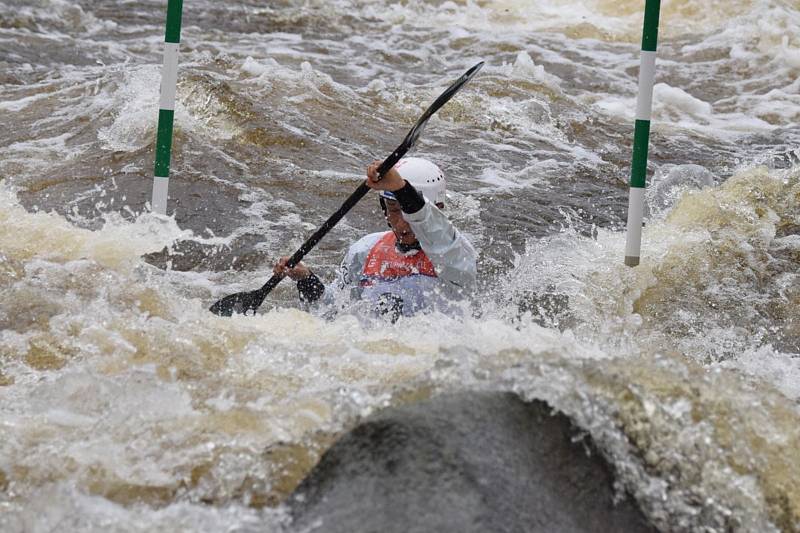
624 0 661 267
152 0 183 215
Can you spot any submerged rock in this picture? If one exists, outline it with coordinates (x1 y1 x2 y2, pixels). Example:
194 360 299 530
287 391 654 533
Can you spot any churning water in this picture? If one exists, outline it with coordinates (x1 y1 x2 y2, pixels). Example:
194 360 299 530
1 0 800 531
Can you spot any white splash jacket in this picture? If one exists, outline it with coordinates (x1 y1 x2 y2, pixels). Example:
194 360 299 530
294 182 477 319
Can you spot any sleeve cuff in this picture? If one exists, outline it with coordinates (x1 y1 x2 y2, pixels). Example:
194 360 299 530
297 272 325 303
392 181 425 214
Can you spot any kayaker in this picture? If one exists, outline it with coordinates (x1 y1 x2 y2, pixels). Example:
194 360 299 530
273 157 477 321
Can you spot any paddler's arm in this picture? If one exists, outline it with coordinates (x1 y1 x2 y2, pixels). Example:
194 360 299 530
393 182 478 290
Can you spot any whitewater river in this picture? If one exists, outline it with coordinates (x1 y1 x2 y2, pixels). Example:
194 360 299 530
1 0 800 531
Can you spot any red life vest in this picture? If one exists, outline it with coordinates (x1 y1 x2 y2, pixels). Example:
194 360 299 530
360 232 437 285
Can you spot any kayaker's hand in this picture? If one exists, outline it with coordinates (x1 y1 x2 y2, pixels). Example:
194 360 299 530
273 256 312 281
366 160 406 192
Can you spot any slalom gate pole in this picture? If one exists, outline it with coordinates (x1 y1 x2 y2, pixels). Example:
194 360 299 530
624 0 661 267
152 0 183 215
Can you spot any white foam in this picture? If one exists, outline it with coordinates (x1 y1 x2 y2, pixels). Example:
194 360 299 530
359 0 637 38
97 66 161 152
504 165 800 376
0 92 52 113
717 346 800 401
0 181 193 269
238 56 359 101
504 50 562 90
592 82 776 136
241 56 271 77
97 59 254 151
646 164 717 217
654 83 712 117
682 0 800 69
471 160 556 193
0 482 285 533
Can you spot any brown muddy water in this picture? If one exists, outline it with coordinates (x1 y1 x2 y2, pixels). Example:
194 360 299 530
1 0 800 531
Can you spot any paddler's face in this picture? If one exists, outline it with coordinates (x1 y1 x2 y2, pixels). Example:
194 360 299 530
384 199 418 245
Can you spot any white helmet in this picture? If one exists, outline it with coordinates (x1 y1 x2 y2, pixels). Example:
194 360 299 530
380 157 446 205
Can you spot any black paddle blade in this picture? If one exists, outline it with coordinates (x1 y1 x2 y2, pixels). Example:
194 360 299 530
209 290 265 317
378 61 484 176
210 273 281 317
407 61 484 147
